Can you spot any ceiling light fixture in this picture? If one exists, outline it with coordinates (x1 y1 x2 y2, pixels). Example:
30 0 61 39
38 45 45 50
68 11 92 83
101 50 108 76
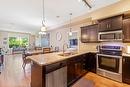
39 0 47 35
69 13 73 36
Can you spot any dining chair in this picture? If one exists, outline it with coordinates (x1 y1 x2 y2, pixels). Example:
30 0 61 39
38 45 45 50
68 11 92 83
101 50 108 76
35 47 42 50
22 51 31 69
43 48 51 54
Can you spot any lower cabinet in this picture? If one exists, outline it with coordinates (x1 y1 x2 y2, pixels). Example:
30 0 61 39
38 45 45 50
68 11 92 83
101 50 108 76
85 53 96 73
122 56 130 84
67 54 87 86
67 53 96 86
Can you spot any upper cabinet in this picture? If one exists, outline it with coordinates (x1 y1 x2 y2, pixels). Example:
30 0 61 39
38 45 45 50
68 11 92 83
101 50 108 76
98 18 111 32
123 19 130 42
98 15 123 32
81 24 98 43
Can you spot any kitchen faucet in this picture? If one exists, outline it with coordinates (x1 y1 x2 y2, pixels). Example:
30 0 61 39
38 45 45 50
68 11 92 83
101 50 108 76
63 43 68 54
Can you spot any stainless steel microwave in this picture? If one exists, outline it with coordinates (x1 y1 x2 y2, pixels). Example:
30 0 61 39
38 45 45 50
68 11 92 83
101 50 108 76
98 30 122 41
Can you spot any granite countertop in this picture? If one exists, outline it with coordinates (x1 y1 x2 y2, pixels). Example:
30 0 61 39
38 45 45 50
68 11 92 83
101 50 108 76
26 50 43 54
27 50 97 66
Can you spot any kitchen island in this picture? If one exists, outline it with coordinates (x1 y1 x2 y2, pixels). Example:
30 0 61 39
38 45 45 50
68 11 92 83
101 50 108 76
28 51 97 87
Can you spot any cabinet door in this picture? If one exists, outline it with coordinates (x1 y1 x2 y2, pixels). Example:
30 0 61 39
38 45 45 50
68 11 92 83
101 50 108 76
85 53 96 73
89 25 98 42
99 19 111 32
67 58 76 85
123 19 130 42
67 55 88 86
74 57 84 78
81 27 89 43
122 57 130 84
99 15 122 32
81 24 98 43
111 16 122 30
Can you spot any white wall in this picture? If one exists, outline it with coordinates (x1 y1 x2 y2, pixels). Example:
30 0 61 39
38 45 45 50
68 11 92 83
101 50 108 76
48 0 130 52
49 21 98 52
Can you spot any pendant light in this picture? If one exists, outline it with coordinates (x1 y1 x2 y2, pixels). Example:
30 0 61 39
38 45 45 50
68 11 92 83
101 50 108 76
39 0 47 35
69 13 72 36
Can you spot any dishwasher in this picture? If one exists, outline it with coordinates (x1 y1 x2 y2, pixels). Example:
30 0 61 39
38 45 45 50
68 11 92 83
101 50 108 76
45 60 67 87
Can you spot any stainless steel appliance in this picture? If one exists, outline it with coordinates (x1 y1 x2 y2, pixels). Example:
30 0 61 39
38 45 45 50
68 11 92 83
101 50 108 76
45 61 67 87
98 30 122 41
97 45 122 82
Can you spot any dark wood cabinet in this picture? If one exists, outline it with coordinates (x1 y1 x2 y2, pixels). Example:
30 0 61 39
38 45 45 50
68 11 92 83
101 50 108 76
67 54 87 86
85 53 96 73
98 15 122 32
122 56 130 84
67 53 96 86
67 58 76 85
111 15 122 30
74 55 87 78
99 18 111 32
81 27 88 43
123 19 130 42
81 24 98 43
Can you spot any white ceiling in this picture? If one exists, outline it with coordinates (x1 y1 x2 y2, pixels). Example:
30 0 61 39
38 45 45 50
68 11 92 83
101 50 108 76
0 0 120 34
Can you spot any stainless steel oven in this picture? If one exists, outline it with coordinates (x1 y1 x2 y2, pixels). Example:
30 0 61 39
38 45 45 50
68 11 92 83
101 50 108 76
98 30 122 41
97 45 122 82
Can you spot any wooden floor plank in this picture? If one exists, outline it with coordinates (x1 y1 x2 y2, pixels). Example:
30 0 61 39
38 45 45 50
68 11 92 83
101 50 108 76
75 72 130 87
0 54 31 87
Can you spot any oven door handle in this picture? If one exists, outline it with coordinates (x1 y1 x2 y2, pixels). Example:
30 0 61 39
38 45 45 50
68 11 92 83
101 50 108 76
97 54 122 59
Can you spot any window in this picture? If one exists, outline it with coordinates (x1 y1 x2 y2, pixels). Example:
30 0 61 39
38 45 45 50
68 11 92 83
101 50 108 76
9 37 29 48
69 39 78 48
68 32 78 48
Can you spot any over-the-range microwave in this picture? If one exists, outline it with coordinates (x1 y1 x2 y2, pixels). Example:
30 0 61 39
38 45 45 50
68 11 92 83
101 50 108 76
98 30 122 41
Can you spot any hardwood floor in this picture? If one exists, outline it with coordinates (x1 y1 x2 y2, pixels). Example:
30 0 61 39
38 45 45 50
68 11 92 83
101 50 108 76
84 72 130 87
0 54 130 87
0 54 31 87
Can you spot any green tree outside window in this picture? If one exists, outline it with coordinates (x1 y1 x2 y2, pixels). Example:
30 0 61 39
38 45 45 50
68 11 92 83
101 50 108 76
9 37 29 48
